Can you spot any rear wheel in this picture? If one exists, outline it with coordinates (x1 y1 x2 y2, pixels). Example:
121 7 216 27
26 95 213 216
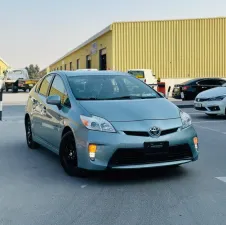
12 85 18 93
59 131 88 177
25 116 39 149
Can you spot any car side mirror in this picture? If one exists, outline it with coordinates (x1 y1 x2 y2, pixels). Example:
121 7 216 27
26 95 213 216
46 95 61 107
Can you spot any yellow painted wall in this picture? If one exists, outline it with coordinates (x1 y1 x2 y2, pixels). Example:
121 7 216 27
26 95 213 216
112 17 226 79
49 31 113 72
0 59 9 75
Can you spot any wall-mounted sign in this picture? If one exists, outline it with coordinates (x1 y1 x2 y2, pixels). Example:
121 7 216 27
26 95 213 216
91 42 97 55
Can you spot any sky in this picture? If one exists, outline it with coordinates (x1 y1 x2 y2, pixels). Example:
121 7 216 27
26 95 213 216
1 0 226 70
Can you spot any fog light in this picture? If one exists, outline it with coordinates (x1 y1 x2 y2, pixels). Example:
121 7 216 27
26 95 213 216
88 144 97 161
193 137 198 149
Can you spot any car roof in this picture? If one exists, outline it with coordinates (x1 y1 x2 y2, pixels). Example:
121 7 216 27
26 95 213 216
57 70 130 77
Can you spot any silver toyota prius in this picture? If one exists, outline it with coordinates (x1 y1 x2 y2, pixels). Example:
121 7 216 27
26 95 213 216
24 70 199 177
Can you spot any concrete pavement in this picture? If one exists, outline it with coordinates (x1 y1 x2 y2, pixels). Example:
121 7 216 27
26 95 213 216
2 92 28 105
1 104 226 225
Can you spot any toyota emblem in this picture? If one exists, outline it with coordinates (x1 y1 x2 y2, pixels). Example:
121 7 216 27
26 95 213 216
150 126 161 137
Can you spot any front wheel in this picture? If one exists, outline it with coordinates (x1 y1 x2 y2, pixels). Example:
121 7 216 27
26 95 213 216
59 131 88 177
25 116 39 149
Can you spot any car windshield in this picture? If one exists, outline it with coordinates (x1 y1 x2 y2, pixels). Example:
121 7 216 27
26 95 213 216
7 70 28 80
67 74 161 100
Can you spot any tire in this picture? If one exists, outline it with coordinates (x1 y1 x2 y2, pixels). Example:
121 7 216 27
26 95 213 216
25 116 39 149
59 131 88 177
12 85 18 93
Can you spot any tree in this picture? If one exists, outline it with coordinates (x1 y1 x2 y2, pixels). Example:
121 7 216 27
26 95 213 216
25 64 40 79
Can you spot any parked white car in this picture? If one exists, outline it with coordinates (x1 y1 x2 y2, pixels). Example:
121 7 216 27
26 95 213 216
194 83 226 116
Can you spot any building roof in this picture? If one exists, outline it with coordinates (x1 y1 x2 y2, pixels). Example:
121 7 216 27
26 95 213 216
0 57 9 67
49 25 112 68
42 16 226 71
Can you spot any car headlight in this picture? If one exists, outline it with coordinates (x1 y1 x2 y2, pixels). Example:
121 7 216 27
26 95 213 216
180 111 192 129
208 96 226 101
80 115 116 133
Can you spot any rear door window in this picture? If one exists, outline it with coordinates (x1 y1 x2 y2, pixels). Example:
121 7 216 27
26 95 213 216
38 74 54 96
35 79 43 92
197 80 214 86
214 79 226 86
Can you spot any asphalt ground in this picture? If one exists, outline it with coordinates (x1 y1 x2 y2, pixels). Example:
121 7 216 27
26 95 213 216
0 95 226 225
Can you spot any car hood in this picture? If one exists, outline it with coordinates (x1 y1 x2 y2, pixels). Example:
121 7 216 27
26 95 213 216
197 87 226 98
79 98 180 122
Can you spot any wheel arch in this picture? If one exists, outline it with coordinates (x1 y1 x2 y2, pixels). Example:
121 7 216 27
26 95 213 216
62 126 73 138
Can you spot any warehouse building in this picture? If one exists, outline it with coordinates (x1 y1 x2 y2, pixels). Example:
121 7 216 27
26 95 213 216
40 17 226 90
0 57 10 76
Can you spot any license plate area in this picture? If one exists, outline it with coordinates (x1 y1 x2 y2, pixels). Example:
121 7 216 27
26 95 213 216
144 141 169 154
180 92 184 99
195 103 202 108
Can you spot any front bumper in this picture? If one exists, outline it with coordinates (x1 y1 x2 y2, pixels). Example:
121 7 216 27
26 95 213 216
194 100 225 115
76 125 199 171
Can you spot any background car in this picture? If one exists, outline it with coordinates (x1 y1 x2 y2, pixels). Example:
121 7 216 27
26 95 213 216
25 70 199 177
172 78 226 100
194 82 226 116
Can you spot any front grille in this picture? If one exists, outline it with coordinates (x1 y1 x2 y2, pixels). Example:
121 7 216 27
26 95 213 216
123 131 150 137
108 144 193 167
194 106 207 111
123 128 178 137
161 128 178 136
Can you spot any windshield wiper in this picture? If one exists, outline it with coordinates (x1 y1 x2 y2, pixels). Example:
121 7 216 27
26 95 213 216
76 96 158 101
105 96 139 100
104 96 158 100
76 97 99 100
140 96 158 99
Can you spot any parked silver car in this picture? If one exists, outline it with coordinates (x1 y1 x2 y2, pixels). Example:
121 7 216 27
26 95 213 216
25 70 199 177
